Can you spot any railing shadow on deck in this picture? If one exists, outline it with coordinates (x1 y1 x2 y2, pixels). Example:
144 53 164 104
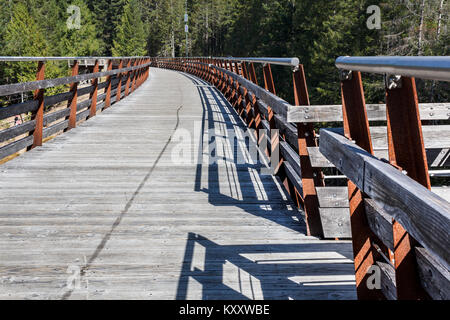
179 70 305 234
176 232 356 300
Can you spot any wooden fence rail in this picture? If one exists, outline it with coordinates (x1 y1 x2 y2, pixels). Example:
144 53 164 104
0 57 151 161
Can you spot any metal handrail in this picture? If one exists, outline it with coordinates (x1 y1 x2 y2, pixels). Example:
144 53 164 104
336 56 450 82
153 56 300 67
210 57 300 67
0 56 150 62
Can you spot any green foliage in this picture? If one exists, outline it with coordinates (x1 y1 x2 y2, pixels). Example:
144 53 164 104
112 0 147 56
59 0 104 56
86 0 126 55
0 0 448 105
1 1 49 83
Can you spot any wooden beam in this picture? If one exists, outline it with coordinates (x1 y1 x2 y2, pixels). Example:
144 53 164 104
319 128 450 268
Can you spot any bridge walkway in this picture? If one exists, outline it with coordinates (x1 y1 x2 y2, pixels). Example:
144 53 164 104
0 68 356 300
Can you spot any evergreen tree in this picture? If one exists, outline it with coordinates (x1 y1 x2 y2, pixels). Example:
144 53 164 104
87 0 126 55
2 1 49 83
112 0 147 56
59 0 104 56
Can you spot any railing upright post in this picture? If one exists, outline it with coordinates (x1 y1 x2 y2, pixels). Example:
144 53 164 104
341 70 386 300
116 59 123 102
104 59 113 109
131 59 139 92
293 65 324 237
30 61 45 149
385 76 430 300
263 63 276 95
67 60 79 129
249 63 258 85
125 59 132 97
241 62 249 79
89 60 99 118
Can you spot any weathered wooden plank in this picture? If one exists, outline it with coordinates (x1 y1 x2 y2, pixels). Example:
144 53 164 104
0 63 150 97
376 261 397 300
0 100 38 120
308 146 450 168
319 208 351 238
0 120 36 143
370 125 450 149
0 135 34 159
42 120 69 138
319 128 450 266
287 103 450 123
316 187 349 208
415 247 450 300
364 199 394 251
280 141 301 178
283 160 303 197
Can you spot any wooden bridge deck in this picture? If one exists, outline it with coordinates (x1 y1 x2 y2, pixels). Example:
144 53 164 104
0 68 356 300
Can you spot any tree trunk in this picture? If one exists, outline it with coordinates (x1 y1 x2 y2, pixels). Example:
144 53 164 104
417 0 426 55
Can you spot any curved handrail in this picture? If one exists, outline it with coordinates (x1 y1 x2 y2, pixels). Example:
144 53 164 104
210 57 300 67
336 56 450 82
154 56 300 67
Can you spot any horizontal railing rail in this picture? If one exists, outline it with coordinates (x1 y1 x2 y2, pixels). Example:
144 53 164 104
336 56 450 82
0 56 151 162
153 56 300 67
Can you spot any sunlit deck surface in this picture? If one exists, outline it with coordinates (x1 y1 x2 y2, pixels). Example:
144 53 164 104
0 68 356 300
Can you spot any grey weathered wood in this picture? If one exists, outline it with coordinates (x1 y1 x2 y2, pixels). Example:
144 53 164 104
0 63 150 97
287 103 450 123
316 187 348 208
370 125 450 149
0 120 36 144
415 247 450 300
280 141 301 178
364 199 394 251
0 100 38 120
319 208 351 238
282 160 303 197
0 135 34 159
308 146 450 168
320 128 450 267
376 261 397 300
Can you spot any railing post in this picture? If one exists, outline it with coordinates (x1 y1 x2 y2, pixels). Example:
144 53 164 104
263 63 277 159
263 63 276 95
104 59 113 109
89 59 99 118
293 65 324 237
30 61 45 149
385 76 430 300
116 59 123 102
131 59 139 92
341 70 385 300
125 59 132 97
241 62 249 79
67 60 79 130
249 63 258 85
